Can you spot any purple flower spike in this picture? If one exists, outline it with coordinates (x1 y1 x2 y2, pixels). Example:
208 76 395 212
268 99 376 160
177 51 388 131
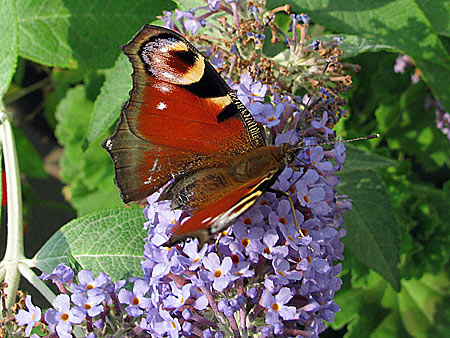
272 258 302 285
118 279 152 317
163 281 193 310
15 295 42 337
71 292 105 317
181 240 208 271
71 270 110 295
203 253 237 291
45 294 84 338
262 287 297 324
39 263 74 284
153 309 181 337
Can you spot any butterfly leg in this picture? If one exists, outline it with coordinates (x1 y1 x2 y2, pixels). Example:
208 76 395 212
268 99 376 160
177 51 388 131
267 188 314 252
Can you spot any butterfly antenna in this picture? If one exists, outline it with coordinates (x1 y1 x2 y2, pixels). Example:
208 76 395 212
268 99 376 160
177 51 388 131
319 133 381 147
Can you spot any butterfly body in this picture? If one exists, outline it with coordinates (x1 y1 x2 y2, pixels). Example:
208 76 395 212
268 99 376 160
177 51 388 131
104 25 301 244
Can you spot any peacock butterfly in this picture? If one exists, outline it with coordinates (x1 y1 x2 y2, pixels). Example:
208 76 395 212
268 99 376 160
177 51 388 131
103 25 304 244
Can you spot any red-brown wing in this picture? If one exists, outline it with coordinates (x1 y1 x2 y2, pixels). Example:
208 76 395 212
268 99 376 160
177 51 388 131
103 25 265 203
167 174 273 245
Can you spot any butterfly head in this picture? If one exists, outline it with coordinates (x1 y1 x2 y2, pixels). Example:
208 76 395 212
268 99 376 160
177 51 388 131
279 138 306 167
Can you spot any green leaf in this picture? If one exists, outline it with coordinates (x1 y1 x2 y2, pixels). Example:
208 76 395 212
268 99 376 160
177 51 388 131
55 85 93 146
16 0 177 68
398 273 450 338
0 0 18 98
14 127 47 178
266 0 450 111
86 54 132 145
316 35 394 58
344 145 397 171
375 82 450 172
55 84 123 215
66 250 83 276
416 0 450 37
341 272 391 337
396 182 450 279
32 208 147 281
175 0 204 11
337 169 401 291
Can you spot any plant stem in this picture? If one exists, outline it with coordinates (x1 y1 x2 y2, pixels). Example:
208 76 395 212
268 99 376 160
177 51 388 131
0 103 24 309
18 263 56 305
3 76 51 105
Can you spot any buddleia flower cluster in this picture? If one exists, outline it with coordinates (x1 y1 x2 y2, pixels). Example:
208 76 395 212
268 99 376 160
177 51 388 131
137 1 351 337
14 1 355 337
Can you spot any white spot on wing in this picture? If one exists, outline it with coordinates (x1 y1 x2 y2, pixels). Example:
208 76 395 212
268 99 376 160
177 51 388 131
160 85 170 93
162 72 174 80
151 158 159 171
104 139 113 150
156 102 167 110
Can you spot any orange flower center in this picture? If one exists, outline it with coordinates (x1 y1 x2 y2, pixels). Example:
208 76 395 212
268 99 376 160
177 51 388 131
241 238 250 247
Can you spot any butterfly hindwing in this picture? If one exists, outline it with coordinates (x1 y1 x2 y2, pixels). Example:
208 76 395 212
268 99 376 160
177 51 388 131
104 25 265 202
168 174 272 245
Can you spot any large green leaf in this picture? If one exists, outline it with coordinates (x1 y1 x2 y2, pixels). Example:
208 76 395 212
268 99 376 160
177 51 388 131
344 145 397 171
266 0 450 111
32 208 147 281
398 273 450 338
16 0 177 68
86 54 132 145
416 0 450 37
0 0 18 98
315 35 394 58
337 165 401 291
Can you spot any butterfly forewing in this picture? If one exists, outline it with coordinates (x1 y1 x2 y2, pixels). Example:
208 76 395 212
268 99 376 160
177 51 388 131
104 25 265 203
